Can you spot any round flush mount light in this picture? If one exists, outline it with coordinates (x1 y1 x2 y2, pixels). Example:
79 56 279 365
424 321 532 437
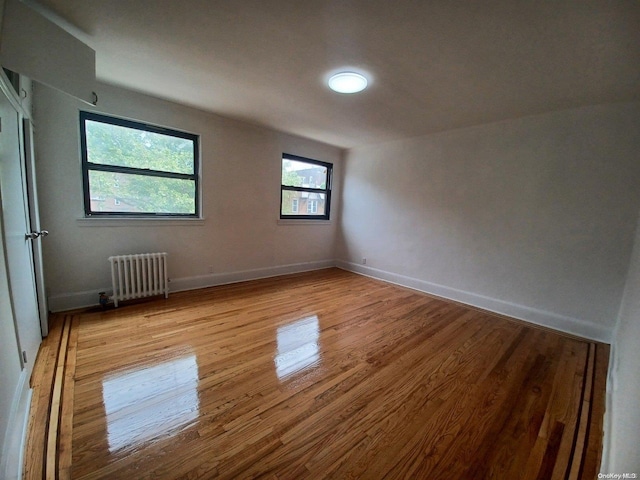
328 72 368 94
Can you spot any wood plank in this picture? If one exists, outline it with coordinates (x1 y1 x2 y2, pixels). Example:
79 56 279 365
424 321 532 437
567 342 596 480
23 314 65 480
521 338 582 480
58 316 80 479
46 315 71 480
21 268 609 479
581 343 610 479
550 340 590 479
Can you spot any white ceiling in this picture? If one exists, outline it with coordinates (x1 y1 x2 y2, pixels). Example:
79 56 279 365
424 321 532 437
35 0 640 148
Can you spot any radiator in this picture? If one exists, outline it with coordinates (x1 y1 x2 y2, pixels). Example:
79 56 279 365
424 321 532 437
109 253 169 307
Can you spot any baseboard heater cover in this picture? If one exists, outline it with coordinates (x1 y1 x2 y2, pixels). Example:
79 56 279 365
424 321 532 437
109 252 168 307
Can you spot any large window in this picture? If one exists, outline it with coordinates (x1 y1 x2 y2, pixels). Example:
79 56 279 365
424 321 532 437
280 154 332 220
80 112 199 217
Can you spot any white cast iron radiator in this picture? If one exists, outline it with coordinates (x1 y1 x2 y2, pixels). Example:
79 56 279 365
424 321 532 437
109 253 169 307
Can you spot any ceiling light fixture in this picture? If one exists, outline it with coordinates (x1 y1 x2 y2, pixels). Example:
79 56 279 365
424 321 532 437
328 72 368 94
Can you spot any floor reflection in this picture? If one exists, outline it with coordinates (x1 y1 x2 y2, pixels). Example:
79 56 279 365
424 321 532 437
274 315 320 379
102 353 199 452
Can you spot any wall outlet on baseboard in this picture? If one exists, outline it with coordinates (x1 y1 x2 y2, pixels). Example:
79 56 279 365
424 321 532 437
362 258 367 265
208 265 214 273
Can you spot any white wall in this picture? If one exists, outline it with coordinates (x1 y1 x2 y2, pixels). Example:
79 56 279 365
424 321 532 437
337 102 640 342
33 82 342 310
0 213 24 478
606 207 640 472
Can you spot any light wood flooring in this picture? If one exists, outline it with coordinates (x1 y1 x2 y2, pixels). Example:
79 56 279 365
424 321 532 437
24 268 608 479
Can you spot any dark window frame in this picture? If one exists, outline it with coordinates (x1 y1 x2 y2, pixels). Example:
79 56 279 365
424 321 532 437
280 153 332 220
80 111 200 218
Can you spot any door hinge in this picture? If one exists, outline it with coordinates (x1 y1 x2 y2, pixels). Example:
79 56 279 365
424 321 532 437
22 351 27 363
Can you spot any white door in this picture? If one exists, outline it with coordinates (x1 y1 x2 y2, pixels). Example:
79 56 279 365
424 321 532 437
23 119 48 337
0 88 42 378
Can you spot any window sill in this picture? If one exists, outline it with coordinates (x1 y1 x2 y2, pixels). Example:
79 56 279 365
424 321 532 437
76 217 205 227
277 219 333 226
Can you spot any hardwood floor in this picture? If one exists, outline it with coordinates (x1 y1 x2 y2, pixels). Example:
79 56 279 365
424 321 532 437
24 268 608 479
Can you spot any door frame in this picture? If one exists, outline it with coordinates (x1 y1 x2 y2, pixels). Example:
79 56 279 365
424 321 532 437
0 69 47 336
23 117 48 336
0 68 42 480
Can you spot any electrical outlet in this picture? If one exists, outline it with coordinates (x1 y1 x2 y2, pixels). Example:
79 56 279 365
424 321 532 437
208 265 214 273
362 257 367 265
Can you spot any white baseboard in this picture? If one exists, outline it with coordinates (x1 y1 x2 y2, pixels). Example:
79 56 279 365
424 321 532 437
1 370 31 480
48 258 611 342
48 260 336 312
48 288 106 312
336 260 611 343
169 260 336 293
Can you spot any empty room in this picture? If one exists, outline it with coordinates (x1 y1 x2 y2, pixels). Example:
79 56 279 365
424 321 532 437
1 0 639 478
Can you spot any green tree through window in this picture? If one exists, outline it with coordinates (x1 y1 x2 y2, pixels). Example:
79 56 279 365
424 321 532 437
80 112 199 217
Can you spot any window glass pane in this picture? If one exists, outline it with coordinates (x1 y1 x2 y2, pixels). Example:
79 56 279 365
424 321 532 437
85 120 194 174
282 159 327 188
281 191 326 216
88 170 196 214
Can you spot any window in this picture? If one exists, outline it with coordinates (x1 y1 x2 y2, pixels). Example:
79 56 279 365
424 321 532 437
280 154 332 220
80 111 199 217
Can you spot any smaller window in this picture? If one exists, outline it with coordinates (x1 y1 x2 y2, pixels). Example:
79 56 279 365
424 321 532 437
280 154 332 220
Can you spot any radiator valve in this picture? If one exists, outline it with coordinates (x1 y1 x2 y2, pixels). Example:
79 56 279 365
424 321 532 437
99 292 109 308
